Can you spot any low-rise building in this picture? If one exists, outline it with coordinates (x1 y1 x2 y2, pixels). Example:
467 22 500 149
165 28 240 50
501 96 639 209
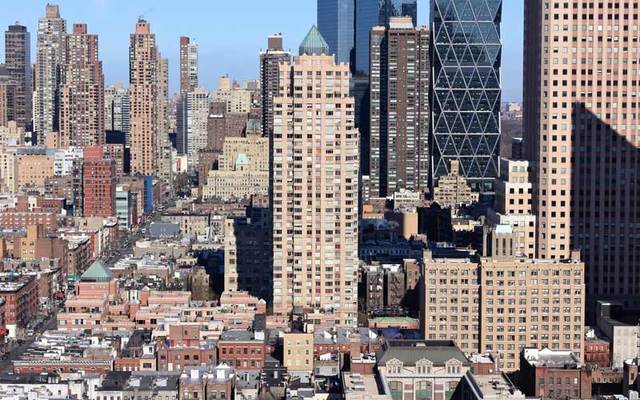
452 371 525 400
156 324 217 372
217 330 266 372
596 301 640 368
0 273 37 338
283 332 314 374
376 340 471 400
519 348 591 399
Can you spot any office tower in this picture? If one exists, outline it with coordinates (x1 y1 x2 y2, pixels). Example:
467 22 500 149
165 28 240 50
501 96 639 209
354 0 417 76
177 88 209 167
104 83 131 141
271 26 359 327
59 23 105 147
4 23 31 129
34 4 67 144
317 0 355 65
129 19 158 176
179 36 198 97
82 146 116 217
431 0 502 194
369 17 430 197
524 2 640 311
260 34 291 138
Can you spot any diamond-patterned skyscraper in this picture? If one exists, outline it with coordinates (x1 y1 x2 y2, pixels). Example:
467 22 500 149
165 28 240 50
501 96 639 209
431 0 502 194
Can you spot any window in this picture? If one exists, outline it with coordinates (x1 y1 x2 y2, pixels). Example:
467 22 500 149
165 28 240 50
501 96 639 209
389 381 403 400
416 381 432 400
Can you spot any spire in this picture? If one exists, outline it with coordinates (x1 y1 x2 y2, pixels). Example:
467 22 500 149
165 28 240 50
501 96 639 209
299 25 329 56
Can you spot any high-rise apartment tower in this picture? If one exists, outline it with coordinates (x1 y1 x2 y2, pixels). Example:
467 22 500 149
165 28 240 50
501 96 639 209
271 26 359 327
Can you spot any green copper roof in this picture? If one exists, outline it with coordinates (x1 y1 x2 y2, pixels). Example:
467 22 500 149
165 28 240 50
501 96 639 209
81 259 112 282
299 25 329 56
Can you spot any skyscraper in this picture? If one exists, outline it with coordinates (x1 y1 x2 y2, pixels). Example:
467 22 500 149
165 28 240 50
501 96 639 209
179 36 198 97
353 0 418 180
431 0 502 194
524 1 640 313
317 0 355 65
260 34 291 138
155 54 172 186
369 17 430 197
59 23 105 147
177 88 209 167
271 26 359 327
4 22 31 129
104 83 131 141
354 0 417 76
129 19 158 176
34 4 67 144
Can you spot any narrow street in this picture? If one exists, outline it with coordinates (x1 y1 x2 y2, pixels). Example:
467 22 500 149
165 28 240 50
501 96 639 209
0 313 58 374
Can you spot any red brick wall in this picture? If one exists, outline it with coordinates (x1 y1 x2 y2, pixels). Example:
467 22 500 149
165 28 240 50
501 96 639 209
217 341 265 371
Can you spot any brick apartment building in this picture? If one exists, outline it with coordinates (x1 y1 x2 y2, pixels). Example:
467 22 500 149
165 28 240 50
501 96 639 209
82 146 116 217
0 274 38 338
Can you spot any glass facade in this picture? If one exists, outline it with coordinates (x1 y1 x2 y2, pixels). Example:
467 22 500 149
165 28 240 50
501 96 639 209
317 0 355 65
431 0 502 193
355 0 417 76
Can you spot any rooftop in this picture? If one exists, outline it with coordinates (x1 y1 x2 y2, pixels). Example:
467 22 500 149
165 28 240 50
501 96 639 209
377 340 470 366
342 372 383 396
466 372 525 399
80 260 112 282
522 348 580 369
299 25 329 56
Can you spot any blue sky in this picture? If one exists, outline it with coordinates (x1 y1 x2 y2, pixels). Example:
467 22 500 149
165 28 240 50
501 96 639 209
0 0 524 101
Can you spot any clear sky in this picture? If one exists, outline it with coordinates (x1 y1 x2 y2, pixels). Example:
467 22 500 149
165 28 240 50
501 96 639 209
0 0 524 101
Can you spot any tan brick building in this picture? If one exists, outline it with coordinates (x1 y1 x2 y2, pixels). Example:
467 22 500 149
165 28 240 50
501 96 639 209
202 134 269 201
129 19 158 175
271 26 359 327
433 160 479 210
491 158 536 259
421 250 585 371
283 332 314 373
16 151 55 190
59 23 104 147
524 0 640 314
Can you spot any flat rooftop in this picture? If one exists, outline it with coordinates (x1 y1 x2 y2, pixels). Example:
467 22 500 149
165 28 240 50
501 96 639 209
342 372 382 395
472 374 524 399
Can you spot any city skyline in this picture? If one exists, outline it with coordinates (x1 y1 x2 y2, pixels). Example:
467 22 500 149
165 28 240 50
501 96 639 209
0 0 525 101
0 0 637 398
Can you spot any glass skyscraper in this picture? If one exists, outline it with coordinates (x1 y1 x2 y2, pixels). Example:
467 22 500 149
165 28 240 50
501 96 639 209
431 0 502 193
354 0 417 76
317 0 355 65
